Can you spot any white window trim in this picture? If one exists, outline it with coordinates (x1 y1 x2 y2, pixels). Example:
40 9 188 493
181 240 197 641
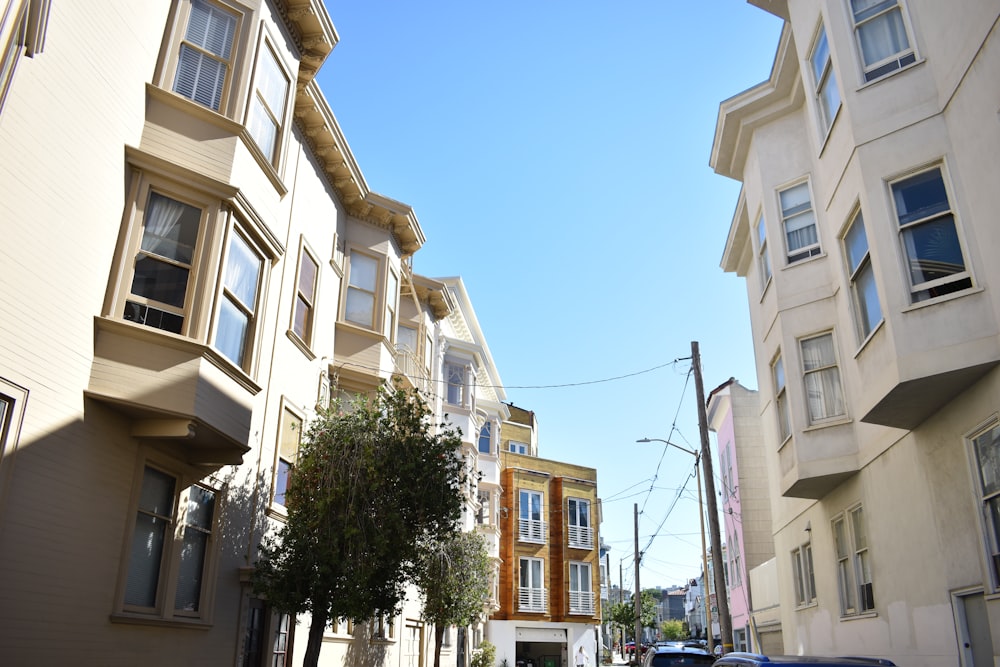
342 248 383 332
841 206 884 346
967 417 1000 593
887 162 973 304
807 21 841 140
832 504 876 617
778 179 822 264
754 210 772 294
568 561 594 615
798 331 847 426
518 489 545 543
792 542 816 607
846 0 918 85
772 352 791 444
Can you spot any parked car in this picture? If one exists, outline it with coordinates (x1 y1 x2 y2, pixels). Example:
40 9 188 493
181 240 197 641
711 653 896 666
641 643 714 666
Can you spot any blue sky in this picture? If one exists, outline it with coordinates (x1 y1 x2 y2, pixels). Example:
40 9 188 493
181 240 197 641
317 2 784 591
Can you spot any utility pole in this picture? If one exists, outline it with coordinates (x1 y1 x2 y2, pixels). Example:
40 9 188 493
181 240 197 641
619 560 625 659
633 503 642 665
692 340 733 654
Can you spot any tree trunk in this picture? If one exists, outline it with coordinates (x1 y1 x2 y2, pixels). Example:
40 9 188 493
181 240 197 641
433 622 445 667
303 607 328 667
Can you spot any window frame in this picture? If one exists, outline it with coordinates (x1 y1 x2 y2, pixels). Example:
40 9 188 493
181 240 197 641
271 400 303 513
445 361 467 407
772 353 791 443
779 180 821 264
164 0 245 115
808 22 841 138
969 420 1000 592
842 208 883 343
0 377 28 513
568 561 594 615
343 249 381 330
848 0 917 83
478 420 492 455
832 504 876 616
212 226 266 371
567 497 593 549
115 454 223 624
518 556 546 612
245 35 292 167
290 240 320 349
755 210 772 293
888 164 972 303
791 542 816 607
518 489 545 543
798 332 846 425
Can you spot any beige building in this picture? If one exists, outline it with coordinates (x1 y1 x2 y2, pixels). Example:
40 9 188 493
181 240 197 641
713 1 1000 664
0 1 503 665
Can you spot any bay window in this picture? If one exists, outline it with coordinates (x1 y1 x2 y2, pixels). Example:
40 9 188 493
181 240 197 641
214 229 264 369
780 181 820 263
445 362 466 407
800 333 845 424
172 0 240 112
890 166 971 302
850 0 915 82
809 24 841 135
843 210 882 341
247 42 290 164
345 250 378 328
971 422 1000 589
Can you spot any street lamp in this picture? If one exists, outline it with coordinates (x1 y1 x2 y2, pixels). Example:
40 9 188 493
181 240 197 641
636 437 713 656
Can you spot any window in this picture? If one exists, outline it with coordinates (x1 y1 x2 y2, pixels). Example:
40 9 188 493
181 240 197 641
791 543 815 606
292 246 318 346
800 333 845 423
345 250 378 328
756 212 772 290
214 229 264 369
518 557 545 612
843 210 882 340
891 166 971 302
809 24 841 135
247 42 289 163
729 532 742 587
509 441 528 454
478 421 492 454
569 562 594 614
446 362 466 406
0 0 49 116
0 377 28 498
273 407 302 509
477 490 490 525
567 498 593 548
850 0 915 82
780 182 820 263
124 190 205 335
833 505 875 615
384 269 398 341
972 423 1000 589
772 354 791 442
122 464 218 619
173 0 239 111
519 489 544 542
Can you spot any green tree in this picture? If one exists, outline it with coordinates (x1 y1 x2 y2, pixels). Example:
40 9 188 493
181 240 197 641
415 530 493 667
252 385 466 667
659 619 686 641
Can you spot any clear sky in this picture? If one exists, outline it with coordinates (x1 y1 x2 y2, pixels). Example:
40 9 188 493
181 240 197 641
316 2 784 592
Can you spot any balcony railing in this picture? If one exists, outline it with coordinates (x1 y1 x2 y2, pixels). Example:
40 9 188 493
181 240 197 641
569 591 595 615
394 348 429 394
567 525 593 549
518 587 547 613
518 518 546 543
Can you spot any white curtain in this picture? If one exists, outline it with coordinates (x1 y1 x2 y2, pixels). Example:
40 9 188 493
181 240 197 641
142 193 190 260
854 3 908 66
802 335 844 421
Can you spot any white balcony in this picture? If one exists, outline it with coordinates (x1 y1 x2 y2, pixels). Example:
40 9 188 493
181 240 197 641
519 518 546 543
569 591 595 615
567 525 594 549
518 587 547 613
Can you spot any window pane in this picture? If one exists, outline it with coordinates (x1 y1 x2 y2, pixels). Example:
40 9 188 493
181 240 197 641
855 264 882 336
131 257 190 308
844 214 870 273
298 253 318 302
175 45 227 110
478 422 491 454
187 0 236 58
141 193 201 264
175 486 216 612
350 252 378 290
857 8 909 66
224 233 262 309
216 297 250 364
780 183 812 216
810 30 829 82
125 467 176 607
975 426 1000 497
900 215 965 285
345 289 374 327
893 169 950 225
274 459 292 507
